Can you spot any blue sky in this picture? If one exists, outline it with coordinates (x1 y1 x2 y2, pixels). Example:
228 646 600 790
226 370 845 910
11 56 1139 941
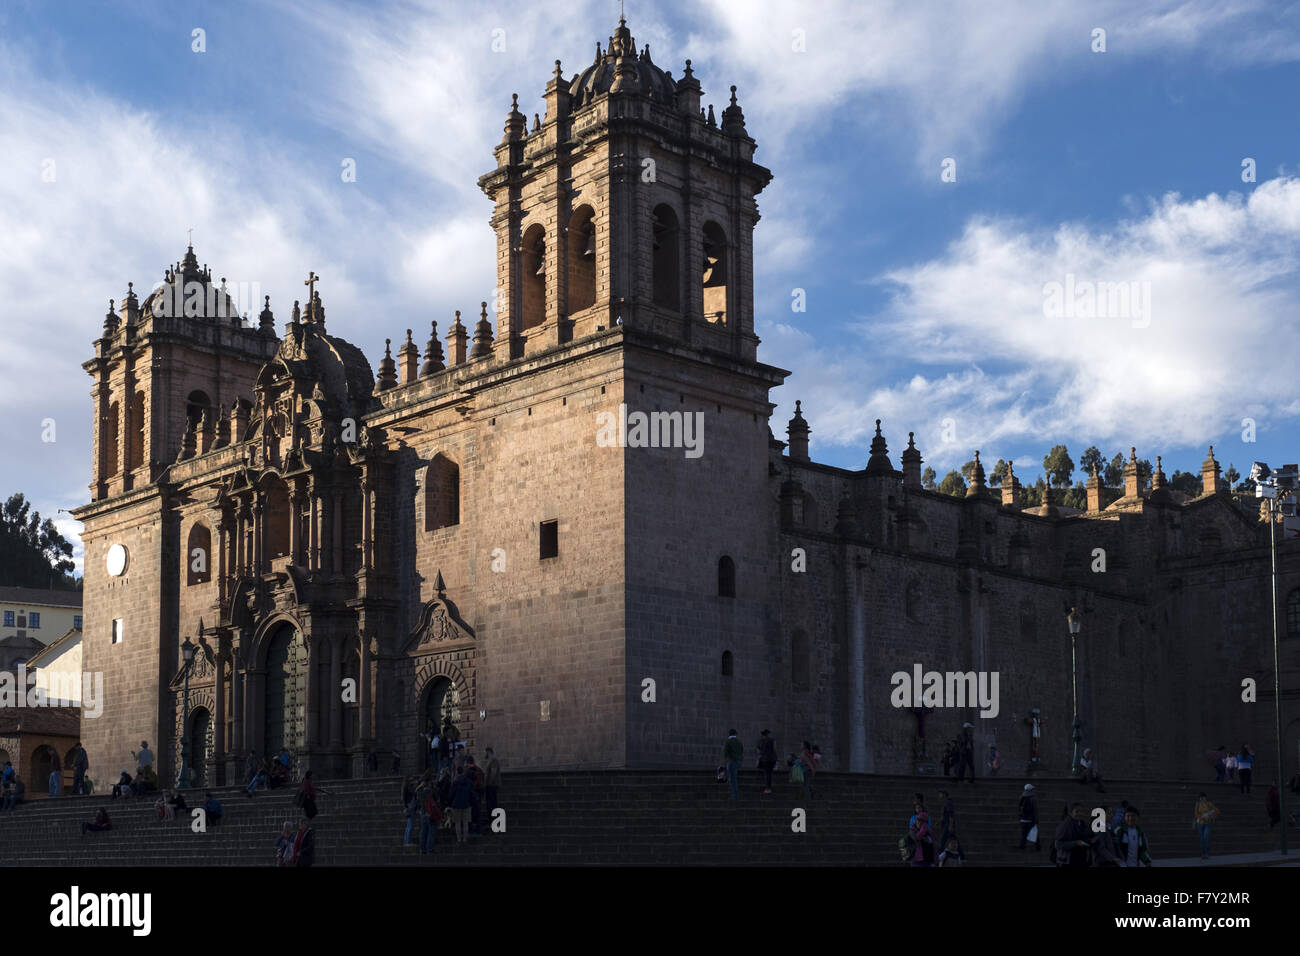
3 0 1300 570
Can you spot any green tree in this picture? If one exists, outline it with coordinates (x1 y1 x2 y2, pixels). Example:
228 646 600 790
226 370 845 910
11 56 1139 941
1063 483 1088 510
1079 445 1103 479
960 459 977 484
1104 452 1125 487
921 466 937 490
1225 464 1241 489
1043 445 1075 489
0 493 77 589
1169 470 1200 496
989 458 1010 487
1137 458 1152 489
938 470 967 497
1022 477 1046 508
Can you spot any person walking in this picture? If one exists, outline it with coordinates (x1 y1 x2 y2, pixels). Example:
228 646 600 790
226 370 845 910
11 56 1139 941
938 789 957 851
1266 783 1281 828
1194 792 1219 860
908 802 935 866
757 730 777 794
1018 783 1040 852
1054 803 1093 867
1114 807 1152 867
954 723 976 784
296 770 325 819
1225 751 1238 785
402 776 418 847
72 742 89 796
484 747 501 822
275 821 296 866
1237 745 1255 794
49 749 62 796
799 741 818 800
293 818 316 867
448 765 474 844
723 729 743 800
420 785 442 855
1213 746 1227 783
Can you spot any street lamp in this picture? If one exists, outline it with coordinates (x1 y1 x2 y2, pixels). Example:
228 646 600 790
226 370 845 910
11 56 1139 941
1067 607 1083 777
177 637 197 790
1251 461 1294 857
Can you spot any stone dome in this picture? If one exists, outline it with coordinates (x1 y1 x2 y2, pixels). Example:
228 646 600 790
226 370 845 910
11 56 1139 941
570 17 677 108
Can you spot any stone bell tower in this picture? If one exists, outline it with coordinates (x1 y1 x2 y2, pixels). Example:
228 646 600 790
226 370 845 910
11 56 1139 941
478 15 772 362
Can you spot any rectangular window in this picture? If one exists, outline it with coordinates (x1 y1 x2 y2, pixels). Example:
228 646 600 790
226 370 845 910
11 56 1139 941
112 618 124 644
73 615 83 630
539 520 558 560
29 612 39 628
2 611 12 627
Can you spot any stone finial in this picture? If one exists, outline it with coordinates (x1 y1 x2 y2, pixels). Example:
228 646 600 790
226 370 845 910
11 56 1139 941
965 449 986 497
1001 460 1022 509
1151 455 1167 491
258 295 276 336
721 84 748 136
420 319 445 376
470 301 494 359
787 400 810 462
399 328 420 385
434 569 446 597
230 398 249 444
447 310 468 366
1201 444 1223 495
1086 459 1104 513
291 299 302 324
706 103 717 127
1124 446 1142 498
376 338 398 391
103 299 119 338
864 419 895 477
901 431 923 488
502 93 526 144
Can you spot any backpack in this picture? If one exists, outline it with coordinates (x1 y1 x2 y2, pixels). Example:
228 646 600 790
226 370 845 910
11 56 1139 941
425 795 443 824
471 767 484 793
791 761 805 783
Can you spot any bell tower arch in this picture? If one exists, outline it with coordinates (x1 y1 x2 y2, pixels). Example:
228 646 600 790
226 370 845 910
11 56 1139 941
477 16 771 362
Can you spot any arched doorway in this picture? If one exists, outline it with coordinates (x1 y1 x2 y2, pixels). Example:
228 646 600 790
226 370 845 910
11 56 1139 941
30 745 54 794
189 707 213 788
264 625 307 759
420 677 461 769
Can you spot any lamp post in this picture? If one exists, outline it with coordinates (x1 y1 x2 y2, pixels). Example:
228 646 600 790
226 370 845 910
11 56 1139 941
1067 607 1083 777
177 637 196 791
1251 461 1293 856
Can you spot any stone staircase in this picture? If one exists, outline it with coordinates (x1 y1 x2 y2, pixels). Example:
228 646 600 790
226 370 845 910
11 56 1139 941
0 770 1289 866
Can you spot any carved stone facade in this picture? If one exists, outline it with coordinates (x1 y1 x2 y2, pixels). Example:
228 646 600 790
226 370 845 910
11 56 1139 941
73 17 1300 785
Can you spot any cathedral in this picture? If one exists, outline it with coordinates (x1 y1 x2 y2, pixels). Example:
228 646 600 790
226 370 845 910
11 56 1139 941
73 17 1300 787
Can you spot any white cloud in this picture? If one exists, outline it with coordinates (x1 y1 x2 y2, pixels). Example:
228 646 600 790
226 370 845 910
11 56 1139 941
767 176 1300 472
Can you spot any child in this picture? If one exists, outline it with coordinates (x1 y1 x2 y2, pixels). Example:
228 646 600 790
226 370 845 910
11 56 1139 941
938 836 965 866
985 744 1002 775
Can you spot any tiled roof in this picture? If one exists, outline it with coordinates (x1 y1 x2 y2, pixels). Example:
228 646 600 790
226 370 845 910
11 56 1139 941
0 706 81 737
0 587 82 609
